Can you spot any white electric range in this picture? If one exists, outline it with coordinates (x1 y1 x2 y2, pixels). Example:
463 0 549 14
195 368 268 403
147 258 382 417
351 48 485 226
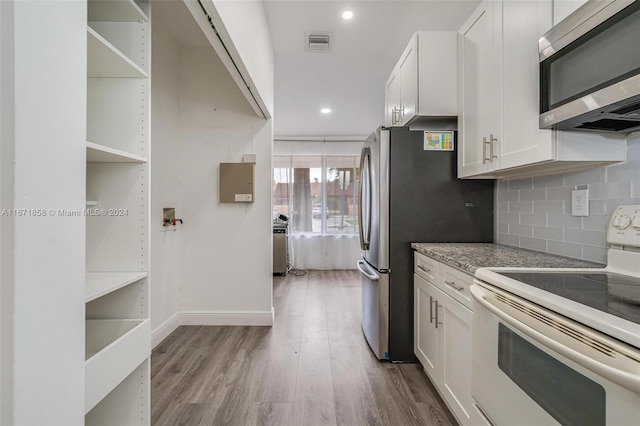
471 204 640 426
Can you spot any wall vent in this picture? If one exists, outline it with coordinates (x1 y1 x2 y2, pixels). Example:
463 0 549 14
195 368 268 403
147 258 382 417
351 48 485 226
306 33 331 52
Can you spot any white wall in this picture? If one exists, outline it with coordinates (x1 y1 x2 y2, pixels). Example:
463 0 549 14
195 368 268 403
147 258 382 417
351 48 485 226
177 46 274 325
5 0 86 423
208 0 275 116
150 17 182 344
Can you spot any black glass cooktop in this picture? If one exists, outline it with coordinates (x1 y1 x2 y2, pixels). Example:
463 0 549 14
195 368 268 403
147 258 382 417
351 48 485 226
500 272 640 325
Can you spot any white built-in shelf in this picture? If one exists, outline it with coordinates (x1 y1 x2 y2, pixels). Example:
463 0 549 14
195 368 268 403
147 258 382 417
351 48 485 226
85 271 147 303
88 0 148 23
85 318 150 413
87 27 148 78
86 201 98 206
86 141 147 163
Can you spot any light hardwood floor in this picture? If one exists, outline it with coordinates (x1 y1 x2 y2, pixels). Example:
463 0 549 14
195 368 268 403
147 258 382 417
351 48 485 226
151 270 458 426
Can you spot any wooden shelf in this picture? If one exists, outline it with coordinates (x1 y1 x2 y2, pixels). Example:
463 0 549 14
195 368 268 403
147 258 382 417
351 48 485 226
85 271 147 303
87 141 147 163
88 0 148 22
85 318 150 414
87 27 148 78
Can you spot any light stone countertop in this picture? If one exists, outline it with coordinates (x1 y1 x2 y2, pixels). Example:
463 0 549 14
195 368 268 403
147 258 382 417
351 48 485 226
411 243 604 275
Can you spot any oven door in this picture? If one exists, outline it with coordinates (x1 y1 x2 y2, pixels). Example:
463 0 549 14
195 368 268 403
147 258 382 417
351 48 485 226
471 282 640 426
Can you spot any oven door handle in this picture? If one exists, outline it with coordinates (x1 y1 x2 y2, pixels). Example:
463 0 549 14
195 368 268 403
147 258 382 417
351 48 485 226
471 284 640 394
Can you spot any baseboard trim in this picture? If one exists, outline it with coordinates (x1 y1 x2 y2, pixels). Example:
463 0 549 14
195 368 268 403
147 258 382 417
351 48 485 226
151 312 181 349
180 309 274 326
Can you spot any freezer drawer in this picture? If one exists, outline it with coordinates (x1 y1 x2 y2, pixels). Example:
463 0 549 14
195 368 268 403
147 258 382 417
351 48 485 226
357 259 389 360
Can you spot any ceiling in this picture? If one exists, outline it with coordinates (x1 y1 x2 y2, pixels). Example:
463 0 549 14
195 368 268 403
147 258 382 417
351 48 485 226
263 0 481 138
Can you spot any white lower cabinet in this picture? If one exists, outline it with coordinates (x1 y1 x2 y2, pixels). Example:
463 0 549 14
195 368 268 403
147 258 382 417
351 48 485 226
414 253 488 425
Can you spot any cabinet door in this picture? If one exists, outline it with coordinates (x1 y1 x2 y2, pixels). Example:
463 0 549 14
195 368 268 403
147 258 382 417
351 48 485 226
414 274 439 380
457 0 499 177
399 35 418 126
385 66 401 126
440 291 483 425
499 0 555 170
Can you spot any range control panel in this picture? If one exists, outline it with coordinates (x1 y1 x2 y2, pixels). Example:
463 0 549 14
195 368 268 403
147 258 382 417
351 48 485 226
606 205 640 248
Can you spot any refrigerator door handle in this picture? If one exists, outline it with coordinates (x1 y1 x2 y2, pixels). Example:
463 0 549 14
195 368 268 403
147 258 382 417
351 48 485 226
358 147 372 251
357 259 379 281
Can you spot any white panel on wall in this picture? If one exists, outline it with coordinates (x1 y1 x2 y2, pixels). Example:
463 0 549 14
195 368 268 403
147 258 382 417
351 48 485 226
11 0 87 423
496 135 640 264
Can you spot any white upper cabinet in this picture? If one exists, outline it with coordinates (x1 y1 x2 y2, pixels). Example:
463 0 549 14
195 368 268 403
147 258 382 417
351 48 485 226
457 0 499 176
385 31 457 127
457 0 627 179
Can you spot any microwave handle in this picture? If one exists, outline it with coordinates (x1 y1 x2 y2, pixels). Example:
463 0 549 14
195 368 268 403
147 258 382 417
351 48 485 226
471 284 640 394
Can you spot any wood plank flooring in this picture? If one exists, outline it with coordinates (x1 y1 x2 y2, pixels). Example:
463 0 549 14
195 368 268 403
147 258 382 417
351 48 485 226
151 270 458 426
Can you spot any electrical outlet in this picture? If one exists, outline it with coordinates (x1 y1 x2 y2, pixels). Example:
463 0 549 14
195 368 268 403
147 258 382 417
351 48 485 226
571 189 589 217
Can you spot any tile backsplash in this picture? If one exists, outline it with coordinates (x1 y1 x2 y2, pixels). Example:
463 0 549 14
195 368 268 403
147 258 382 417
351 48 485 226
496 135 640 264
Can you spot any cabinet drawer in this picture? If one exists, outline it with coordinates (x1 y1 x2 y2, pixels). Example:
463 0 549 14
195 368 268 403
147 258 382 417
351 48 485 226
438 263 473 309
414 252 438 283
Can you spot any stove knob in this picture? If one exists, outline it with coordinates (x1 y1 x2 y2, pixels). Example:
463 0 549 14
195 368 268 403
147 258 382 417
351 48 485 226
613 214 631 230
632 215 640 231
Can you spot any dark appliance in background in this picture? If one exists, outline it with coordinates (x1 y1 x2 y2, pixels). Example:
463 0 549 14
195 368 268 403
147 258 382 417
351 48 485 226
357 126 494 362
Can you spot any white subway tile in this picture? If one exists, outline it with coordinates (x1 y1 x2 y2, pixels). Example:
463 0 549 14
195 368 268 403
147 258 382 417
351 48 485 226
508 178 533 191
499 201 509 213
606 162 640 183
533 226 564 241
533 200 563 214
564 229 605 247
564 168 606 186
547 241 582 259
548 213 582 229
520 188 546 202
498 190 519 202
509 223 533 237
533 174 564 189
546 186 572 201
520 237 547 252
498 233 519 247
582 215 610 232
509 201 533 214
520 213 547 226
590 182 631 200
499 212 520 224
582 246 607 265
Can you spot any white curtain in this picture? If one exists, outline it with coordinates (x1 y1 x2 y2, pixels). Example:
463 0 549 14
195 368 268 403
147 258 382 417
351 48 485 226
274 139 364 270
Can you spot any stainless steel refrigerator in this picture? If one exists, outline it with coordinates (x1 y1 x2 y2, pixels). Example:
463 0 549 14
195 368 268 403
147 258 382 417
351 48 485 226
356 126 493 362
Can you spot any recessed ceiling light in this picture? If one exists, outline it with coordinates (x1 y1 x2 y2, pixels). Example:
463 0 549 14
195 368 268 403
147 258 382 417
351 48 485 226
342 10 354 20
321 108 332 114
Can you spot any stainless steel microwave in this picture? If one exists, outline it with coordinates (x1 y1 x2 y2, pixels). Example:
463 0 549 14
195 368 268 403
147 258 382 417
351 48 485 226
539 0 640 133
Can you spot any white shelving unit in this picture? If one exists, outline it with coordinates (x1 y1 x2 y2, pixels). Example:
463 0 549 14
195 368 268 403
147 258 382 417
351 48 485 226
87 141 148 163
86 271 148 302
85 0 151 424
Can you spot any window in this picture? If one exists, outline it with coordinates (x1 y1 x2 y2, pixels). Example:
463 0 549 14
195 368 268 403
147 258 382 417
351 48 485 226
273 141 362 236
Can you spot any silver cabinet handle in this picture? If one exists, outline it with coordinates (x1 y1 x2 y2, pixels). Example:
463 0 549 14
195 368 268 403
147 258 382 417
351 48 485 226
445 280 464 292
399 106 405 120
430 296 442 328
417 265 431 274
429 296 435 324
434 300 442 329
489 133 498 161
483 136 490 164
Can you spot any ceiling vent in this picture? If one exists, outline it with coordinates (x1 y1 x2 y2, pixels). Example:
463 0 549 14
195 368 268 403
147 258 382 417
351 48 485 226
306 33 331 52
